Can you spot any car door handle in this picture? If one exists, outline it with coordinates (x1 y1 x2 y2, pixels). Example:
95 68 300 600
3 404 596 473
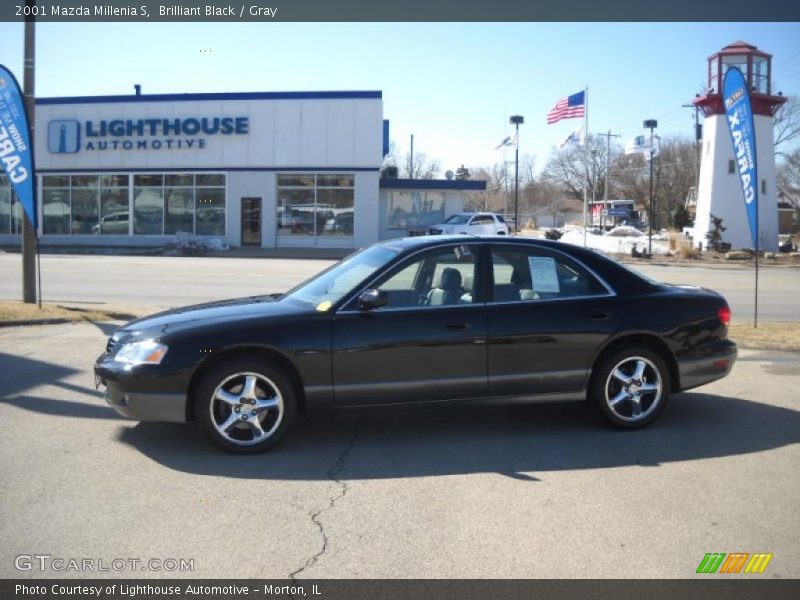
446 319 471 330
589 310 613 321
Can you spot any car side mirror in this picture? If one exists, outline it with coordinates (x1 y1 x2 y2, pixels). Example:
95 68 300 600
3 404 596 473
358 289 388 311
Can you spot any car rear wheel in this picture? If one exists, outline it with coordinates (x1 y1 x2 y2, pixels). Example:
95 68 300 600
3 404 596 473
196 359 296 453
590 347 670 429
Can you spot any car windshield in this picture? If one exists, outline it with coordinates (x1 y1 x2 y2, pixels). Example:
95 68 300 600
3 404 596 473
443 214 470 224
283 245 400 308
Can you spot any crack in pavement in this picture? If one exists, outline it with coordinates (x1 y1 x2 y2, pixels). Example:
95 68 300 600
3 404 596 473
289 419 359 580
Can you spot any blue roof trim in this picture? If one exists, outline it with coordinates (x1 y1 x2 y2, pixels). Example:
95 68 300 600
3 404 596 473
37 167 380 173
36 91 382 105
380 178 486 191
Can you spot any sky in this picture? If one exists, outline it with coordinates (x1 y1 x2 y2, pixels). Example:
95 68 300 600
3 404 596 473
1 22 799 175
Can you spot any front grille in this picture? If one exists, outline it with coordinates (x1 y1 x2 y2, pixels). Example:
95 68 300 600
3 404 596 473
429 228 442 235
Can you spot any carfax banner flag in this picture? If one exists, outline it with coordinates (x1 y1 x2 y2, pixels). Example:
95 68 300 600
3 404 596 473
723 66 758 248
0 64 36 230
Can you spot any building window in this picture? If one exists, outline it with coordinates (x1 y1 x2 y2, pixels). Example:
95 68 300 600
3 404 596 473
164 174 194 235
277 173 354 238
0 174 13 233
41 173 225 236
100 175 130 234
42 175 70 234
196 187 226 235
387 191 445 230
133 175 164 235
1 173 25 234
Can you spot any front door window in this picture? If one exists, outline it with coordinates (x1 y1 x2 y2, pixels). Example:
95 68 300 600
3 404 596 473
241 197 262 246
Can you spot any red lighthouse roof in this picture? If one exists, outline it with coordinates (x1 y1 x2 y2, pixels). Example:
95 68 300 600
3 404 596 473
693 41 785 117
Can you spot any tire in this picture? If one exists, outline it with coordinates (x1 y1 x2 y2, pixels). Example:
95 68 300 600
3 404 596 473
590 346 671 430
195 359 296 453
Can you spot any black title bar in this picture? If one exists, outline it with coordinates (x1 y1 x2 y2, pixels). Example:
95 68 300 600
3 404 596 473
3 579 800 600
1 0 799 22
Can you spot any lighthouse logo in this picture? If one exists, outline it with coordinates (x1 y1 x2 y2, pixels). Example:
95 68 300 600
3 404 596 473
47 119 80 153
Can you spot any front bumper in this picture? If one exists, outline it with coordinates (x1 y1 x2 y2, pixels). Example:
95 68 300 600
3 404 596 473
677 339 737 392
94 356 190 423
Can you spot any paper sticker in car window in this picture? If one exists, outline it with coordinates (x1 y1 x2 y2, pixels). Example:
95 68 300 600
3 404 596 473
529 256 560 293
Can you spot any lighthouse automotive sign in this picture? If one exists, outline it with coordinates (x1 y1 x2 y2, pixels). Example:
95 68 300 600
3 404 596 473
723 67 759 248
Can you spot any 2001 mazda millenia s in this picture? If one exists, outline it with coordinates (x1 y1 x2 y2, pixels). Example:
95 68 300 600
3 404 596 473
95 236 737 453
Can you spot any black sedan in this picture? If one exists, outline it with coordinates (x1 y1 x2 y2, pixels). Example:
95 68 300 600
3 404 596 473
95 236 736 453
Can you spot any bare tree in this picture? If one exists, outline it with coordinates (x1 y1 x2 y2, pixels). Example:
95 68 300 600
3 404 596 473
774 95 800 158
612 135 697 228
777 147 800 208
403 152 441 180
463 165 507 213
540 134 620 203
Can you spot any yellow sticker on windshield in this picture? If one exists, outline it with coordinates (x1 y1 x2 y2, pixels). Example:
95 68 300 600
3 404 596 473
316 301 333 313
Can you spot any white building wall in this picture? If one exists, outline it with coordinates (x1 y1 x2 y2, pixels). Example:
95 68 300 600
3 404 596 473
354 171 381 247
19 93 385 248
226 171 276 247
693 114 779 252
35 97 383 171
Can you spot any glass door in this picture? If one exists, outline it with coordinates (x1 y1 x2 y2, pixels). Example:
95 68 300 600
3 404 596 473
241 197 262 246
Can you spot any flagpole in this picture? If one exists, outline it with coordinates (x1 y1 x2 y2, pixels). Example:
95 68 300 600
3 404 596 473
754 96 760 330
582 86 589 248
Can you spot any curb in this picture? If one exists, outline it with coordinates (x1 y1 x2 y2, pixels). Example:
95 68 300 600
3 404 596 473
0 318 73 328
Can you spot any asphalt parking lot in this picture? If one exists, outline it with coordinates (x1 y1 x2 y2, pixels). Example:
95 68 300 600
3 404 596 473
1 320 798 579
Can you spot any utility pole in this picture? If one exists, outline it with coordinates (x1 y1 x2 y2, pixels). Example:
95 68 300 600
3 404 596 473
509 115 524 234
682 102 702 189
22 0 36 304
599 130 620 230
409 134 414 179
644 119 658 256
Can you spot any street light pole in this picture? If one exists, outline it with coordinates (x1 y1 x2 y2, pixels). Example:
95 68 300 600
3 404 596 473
21 0 37 304
510 115 524 234
643 119 658 256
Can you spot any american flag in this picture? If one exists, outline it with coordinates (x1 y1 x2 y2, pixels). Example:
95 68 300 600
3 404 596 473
546 91 585 124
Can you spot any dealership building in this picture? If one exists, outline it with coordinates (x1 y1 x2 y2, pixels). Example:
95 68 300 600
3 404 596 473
0 90 484 249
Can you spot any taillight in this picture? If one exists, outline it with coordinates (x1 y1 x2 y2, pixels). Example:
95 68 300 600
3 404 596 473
717 306 731 326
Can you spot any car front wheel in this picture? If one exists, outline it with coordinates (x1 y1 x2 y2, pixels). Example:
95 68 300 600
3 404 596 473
196 359 296 453
590 347 670 429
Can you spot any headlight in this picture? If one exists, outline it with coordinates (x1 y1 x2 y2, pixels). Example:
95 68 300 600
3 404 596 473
113 339 168 365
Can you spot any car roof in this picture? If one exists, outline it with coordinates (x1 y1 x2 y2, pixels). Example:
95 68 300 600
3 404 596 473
379 235 658 294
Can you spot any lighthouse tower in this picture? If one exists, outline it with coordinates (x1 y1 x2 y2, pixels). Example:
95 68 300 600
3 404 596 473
692 41 786 252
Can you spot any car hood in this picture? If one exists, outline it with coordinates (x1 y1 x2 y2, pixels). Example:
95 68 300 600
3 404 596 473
432 222 468 230
113 295 306 338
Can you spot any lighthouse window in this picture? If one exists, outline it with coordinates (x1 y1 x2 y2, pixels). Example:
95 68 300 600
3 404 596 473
753 57 769 94
728 160 735 174
721 55 748 80
762 180 766 194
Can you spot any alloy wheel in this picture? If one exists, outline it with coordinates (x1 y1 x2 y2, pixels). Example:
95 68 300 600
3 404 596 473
209 372 284 446
604 356 663 423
